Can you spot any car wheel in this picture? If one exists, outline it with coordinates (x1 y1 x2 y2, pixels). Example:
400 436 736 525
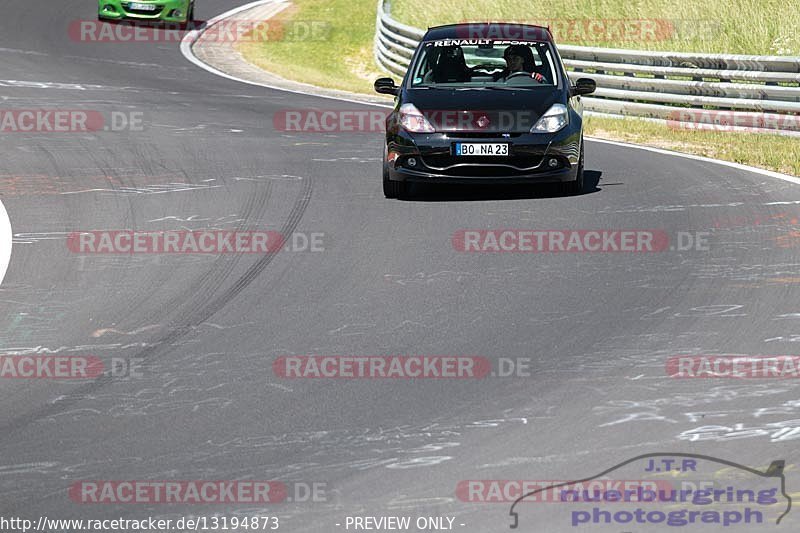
565 137 585 195
179 2 194 29
383 165 407 199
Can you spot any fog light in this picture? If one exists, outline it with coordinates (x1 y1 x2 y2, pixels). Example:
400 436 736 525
548 158 559 168
407 158 417 167
172 9 183 17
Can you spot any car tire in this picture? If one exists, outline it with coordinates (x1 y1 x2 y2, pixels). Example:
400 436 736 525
179 3 195 29
383 165 407 199
565 137 585 195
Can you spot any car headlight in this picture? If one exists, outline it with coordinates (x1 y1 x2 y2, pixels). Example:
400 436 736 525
530 104 568 133
399 104 435 133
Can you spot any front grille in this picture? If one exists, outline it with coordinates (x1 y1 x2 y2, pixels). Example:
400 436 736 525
419 156 546 177
423 154 541 167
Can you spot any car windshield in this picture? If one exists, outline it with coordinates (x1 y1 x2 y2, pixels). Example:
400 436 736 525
410 40 559 89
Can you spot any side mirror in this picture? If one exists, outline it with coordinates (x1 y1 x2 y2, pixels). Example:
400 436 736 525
374 77 399 96
572 78 596 96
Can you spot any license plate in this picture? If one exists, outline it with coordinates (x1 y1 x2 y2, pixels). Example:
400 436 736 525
128 2 158 10
455 143 509 156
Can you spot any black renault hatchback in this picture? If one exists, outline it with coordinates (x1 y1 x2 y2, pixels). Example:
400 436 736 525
375 23 596 198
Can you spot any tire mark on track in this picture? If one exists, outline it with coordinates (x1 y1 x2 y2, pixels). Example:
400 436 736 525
0 176 312 439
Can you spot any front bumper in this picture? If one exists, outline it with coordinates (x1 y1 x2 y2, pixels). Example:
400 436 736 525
98 0 191 22
385 128 582 184
389 164 577 185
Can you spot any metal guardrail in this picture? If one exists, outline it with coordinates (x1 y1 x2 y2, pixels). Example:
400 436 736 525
373 0 800 133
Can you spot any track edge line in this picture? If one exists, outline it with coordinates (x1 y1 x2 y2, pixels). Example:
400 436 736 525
0 198 12 286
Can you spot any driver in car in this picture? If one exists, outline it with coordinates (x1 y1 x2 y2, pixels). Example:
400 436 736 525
494 45 546 83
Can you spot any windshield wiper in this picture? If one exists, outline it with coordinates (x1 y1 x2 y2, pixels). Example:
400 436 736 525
454 86 521 91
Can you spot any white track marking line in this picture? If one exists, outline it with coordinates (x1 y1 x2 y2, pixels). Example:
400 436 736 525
0 199 12 286
180 0 392 108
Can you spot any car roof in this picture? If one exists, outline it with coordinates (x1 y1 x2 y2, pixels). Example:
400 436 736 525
423 23 554 43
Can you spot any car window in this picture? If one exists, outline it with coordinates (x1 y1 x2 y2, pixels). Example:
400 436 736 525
410 40 558 88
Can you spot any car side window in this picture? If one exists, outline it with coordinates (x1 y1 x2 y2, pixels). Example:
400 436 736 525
412 49 434 84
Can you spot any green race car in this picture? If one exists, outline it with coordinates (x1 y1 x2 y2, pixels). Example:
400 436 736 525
98 0 195 24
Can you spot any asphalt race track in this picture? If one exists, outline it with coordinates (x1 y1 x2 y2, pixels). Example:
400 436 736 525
2 1 800 532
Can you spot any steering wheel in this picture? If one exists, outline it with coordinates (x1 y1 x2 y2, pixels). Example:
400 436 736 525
470 63 502 74
506 71 532 80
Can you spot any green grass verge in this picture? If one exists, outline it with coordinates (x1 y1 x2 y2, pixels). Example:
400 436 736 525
393 0 800 55
236 0 800 177
585 116 800 176
237 0 384 94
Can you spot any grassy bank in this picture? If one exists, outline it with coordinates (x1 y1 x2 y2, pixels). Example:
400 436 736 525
585 116 800 176
393 0 800 55
236 0 800 177
237 0 384 93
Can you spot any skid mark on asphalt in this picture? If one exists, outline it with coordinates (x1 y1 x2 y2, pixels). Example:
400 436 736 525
0 80 108 90
595 200 800 214
765 335 800 343
775 313 800 319
89 320 253 339
383 271 474 286
691 262 800 283
680 420 800 443
586 383 800 444
13 231 73 244
478 440 664 469
91 325 162 338
148 214 246 223
0 173 188 197
312 157 380 163
0 172 297 198
325 323 375 336
0 79 184 95
0 176 313 439
61 182 219 195
0 462 60 475
326 320 433 337
0 343 156 356
232 174 304 181
0 287 91 346
72 255 220 271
